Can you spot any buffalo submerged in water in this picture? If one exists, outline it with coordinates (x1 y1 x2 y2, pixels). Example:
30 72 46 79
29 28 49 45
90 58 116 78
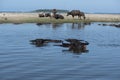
30 38 89 53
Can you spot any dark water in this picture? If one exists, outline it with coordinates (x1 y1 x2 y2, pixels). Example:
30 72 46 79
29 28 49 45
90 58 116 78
0 23 120 80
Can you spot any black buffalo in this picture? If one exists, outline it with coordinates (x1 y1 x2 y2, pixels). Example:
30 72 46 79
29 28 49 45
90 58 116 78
52 9 57 15
45 13 51 17
38 13 44 17
53 14 64 19
67 10 86 19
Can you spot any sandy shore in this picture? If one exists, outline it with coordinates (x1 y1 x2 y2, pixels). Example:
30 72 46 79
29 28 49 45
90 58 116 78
0 13 120 23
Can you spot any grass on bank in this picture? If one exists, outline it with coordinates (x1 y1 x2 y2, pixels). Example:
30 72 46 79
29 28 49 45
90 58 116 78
0 17 120 24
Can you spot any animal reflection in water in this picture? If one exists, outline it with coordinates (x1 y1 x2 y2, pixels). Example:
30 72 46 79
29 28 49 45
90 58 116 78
71 22 91 29
36 23 63 29
30 38 89 54
36 22 91 29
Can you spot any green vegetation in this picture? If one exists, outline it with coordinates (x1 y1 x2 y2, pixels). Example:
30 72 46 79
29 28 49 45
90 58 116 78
1 17 119 24
32 9 69 13
0 18 91 24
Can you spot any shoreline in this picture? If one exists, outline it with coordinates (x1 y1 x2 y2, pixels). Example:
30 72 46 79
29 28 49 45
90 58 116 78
0 13 120 23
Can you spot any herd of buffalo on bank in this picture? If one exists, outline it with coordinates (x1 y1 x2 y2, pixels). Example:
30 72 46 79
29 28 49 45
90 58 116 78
38 9 86 20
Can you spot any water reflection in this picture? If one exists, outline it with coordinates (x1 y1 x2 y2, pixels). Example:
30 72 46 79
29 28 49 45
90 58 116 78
62 49 89 55
71 23 84 29
71 22 91 29
52 23 63 29
36 23 63 29
36 23 51 26
36 22 91 29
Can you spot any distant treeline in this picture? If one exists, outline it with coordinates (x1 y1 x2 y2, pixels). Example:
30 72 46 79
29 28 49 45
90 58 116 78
32 9 69 13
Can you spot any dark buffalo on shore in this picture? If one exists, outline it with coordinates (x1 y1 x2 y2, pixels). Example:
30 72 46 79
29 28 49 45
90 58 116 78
45 13 51 17
38 13 44 17
54 14 64 19
67 10 86 19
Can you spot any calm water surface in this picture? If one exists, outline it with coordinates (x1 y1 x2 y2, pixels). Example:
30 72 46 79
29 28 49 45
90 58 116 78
0 23 120 80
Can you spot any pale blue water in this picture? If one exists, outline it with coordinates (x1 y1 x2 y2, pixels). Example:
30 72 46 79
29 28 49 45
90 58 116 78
0 23 120 80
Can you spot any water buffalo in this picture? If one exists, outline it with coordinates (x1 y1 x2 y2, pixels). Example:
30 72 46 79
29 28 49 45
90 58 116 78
30 38 89 53
52 9 57 15
67 10 86 19
45 13 51 17
30 38 63 47
79 12 86 19
38 13 44 17
53 14 64 19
